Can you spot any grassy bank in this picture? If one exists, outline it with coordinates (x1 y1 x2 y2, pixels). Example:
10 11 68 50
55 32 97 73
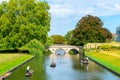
86 51 120 74
0 54 33 76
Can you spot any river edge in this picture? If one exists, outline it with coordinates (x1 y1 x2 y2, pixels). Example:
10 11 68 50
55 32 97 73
87 56 120 77
0 56 35 79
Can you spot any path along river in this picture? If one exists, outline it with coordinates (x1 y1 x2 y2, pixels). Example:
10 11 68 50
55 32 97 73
6 53 120 80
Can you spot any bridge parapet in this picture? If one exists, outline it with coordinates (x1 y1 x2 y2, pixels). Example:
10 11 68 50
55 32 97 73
48 45 82 54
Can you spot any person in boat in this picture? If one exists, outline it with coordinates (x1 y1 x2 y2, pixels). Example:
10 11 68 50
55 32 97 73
80 59 84 63
58 53 60 55
85 57 89 63
51 58 56 65
86 57 88 61
52 61 55 65
50 61 56 67
26 66 30 73
50 57 56 67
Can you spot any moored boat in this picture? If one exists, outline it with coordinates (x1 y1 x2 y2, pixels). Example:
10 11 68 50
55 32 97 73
0 72 11 80
80 58 89 64
25 70 33 77
50 62 56 67
82 62 89 64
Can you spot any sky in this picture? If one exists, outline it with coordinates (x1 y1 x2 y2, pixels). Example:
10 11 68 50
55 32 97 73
1 0 120 36
45 0 120 36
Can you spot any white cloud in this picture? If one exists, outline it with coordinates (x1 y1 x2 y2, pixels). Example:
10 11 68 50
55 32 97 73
0 0 9 3
46 0 120 18
1 0 120 17
50 4 74 18
115 4 120 9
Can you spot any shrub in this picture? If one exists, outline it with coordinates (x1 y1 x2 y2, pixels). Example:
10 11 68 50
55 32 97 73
100 44 120 51
45 49 52 55
20 39 45 56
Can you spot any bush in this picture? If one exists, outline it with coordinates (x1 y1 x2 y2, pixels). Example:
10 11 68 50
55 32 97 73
45 49 52 55
100 44 120 51
20 39 45 56
45 36 54 47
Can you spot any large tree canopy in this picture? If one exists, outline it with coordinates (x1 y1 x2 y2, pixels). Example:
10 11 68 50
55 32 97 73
45 36 54 47
0 0 51 49
71 15 112 46
51 35 66 44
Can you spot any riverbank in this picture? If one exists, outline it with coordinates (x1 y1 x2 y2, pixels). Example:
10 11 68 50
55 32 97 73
0 54 33 76
86 51 120 76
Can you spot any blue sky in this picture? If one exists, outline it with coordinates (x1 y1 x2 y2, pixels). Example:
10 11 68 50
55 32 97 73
45 0 120 36
1 0 120 36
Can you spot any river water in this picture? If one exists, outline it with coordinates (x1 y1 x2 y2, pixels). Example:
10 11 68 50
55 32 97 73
6 53 120 80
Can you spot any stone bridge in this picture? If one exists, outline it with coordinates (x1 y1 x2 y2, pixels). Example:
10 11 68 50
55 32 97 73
48 44 82 54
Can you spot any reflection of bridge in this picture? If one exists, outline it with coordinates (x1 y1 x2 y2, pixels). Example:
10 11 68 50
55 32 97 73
48 44 82 54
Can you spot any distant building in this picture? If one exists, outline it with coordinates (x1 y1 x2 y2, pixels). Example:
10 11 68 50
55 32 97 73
116 26 120 41
112 33 117 41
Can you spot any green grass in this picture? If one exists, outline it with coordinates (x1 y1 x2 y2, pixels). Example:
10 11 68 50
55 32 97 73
102 50 120 55
87 51 120 74
0 54 33 75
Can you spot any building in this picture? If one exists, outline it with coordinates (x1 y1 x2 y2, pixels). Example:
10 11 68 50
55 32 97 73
112 33 117 41
116 26 120 41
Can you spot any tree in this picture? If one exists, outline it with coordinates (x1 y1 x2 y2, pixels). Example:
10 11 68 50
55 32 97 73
71 15 112 46
51 35 66 44
45 36 54 47
0 0 51 49
20 39 45 56
65 30 73 44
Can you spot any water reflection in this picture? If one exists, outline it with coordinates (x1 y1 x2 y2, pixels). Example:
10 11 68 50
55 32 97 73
6 53 120 80
5 57 47 80
46 54 120 80
26 77 30 80
55 49 65 55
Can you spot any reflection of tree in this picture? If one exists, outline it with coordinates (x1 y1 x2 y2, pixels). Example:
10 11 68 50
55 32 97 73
86 61 104 72
69 49 79 55
29 57 47 80
26 77 30 80
6 57 47 80
55 49 65 55
71 55 104 73
71 55 86 70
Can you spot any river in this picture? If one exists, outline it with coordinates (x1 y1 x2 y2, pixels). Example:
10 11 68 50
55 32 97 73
6 53 120 80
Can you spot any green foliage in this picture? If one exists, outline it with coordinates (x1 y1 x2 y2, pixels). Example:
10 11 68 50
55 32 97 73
51 35 66 44
65 30 73 44
20 39 45 56
0 0 51 49
71 15 112 46
45 49 52 55
69 50 74 55
100 44 120 51
45 36 54 47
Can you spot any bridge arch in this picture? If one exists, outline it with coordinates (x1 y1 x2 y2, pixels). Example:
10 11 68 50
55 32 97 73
68 48 79 54
48 44 82 54
55 48 66 55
